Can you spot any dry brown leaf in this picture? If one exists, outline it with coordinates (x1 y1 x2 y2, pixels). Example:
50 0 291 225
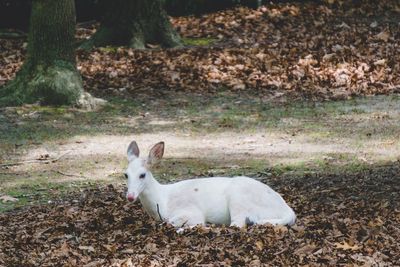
376 31 390 42
373 59 386 66
335 241 361 251
79 245 95 252
294 244 317 255
255 240 264 251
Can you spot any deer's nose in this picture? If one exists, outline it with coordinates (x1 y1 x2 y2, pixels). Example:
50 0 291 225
127 193 135 202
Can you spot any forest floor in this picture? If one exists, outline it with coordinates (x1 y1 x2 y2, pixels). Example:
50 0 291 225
1 1 400 266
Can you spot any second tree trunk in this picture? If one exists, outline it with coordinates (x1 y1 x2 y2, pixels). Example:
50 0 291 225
82 0 182 49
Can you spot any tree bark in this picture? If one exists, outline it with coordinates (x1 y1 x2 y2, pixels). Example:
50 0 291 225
0 0 84 106
81 0 182 50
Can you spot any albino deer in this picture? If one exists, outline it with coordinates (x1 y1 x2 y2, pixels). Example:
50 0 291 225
125 141 296 228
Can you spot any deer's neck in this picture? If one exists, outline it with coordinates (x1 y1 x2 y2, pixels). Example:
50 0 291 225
139 174 167 221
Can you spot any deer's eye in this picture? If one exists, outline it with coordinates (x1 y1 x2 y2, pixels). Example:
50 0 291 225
139 173 146 179
124 173 128 179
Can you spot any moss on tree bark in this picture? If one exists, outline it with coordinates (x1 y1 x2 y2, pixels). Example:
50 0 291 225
81 0 182 50
0 0 84 107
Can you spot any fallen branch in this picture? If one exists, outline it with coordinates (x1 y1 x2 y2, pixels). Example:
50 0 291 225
209 232 237 241
0 159 40 167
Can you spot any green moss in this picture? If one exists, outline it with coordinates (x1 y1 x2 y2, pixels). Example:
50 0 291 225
30 105 68 115
0 63 83 107
182 37 217 46
30 65 83 105
99 46 120 53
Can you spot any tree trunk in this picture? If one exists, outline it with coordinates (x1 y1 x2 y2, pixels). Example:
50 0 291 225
0 0 84 106
81 0 182 50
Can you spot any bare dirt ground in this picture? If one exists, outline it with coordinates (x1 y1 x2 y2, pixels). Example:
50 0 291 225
2 94 399 188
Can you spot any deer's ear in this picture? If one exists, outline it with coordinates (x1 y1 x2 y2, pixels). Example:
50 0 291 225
148 142 164 165
127 141 140 161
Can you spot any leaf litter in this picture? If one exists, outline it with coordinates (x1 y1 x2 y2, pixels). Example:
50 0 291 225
1 1 400 100
0 164 399 266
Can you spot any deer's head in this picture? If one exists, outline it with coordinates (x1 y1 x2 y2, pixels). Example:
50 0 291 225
125 141 164 202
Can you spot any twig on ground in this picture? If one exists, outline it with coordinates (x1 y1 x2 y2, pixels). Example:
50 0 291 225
51 151 71 163
274 247 288 256
54 170 87 179
0 160 40 167
0 151 71 167
209 232 237 241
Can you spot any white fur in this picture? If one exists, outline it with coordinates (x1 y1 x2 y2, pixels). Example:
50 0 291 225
125 141 296 228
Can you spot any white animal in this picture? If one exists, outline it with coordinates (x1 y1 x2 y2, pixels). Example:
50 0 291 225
125 141 296 228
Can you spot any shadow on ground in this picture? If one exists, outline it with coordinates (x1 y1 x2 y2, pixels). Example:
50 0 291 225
1 92 399 158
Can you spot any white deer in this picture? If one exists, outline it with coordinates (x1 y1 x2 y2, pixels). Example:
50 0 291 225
125 141 296 228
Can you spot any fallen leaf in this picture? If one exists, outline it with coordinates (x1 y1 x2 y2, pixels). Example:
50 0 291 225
335 241 361 251
376 31 390 42
79 245 95 252
255 240 264 251
294 244 317 255
374 59 386 66
0 195 18 203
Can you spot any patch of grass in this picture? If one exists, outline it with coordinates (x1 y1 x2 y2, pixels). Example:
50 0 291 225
1 94 400 214
99 46 119 53
0 99 140 156
152 155 376 182
1 181 65 212
217 114 237 128
0 179 109 213
1 94 399 155
1 94 399 176
182 37 217 46
270 155 374 178
155 158 268 180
